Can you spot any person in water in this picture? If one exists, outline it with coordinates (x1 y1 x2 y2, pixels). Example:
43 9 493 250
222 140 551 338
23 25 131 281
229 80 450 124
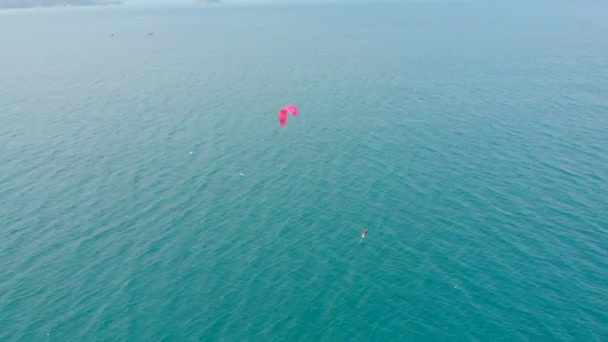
361 229 369 239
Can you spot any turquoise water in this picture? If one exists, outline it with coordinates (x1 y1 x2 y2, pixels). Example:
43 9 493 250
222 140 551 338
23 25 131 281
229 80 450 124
1 1 608 340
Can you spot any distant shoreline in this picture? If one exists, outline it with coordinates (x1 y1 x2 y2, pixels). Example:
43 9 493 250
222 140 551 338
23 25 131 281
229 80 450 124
0 1 123 10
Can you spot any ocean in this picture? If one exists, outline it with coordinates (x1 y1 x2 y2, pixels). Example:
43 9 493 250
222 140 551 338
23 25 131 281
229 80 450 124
1 1 607 340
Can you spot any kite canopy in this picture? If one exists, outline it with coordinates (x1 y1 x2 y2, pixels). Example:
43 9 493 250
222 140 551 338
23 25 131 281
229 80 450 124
278 105 299 127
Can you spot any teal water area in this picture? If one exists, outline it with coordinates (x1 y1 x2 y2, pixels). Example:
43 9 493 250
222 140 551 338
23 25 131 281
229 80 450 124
1 1 607 340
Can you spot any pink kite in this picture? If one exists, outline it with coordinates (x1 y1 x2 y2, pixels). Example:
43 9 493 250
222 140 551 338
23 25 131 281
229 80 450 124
278 105 299 127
